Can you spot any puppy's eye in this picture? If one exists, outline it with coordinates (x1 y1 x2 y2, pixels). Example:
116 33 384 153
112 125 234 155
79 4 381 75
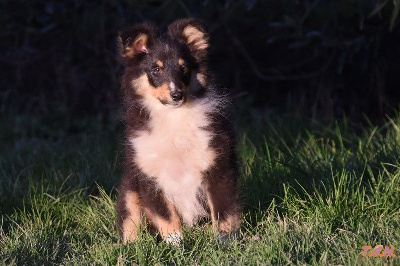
180 65 189 75
152 67 162 75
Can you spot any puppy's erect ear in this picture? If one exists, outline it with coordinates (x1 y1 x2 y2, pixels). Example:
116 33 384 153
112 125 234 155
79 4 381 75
118 23 156 60
168 19 209 62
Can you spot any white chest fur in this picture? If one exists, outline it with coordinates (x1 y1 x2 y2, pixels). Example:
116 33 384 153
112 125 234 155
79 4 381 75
129 100 216 226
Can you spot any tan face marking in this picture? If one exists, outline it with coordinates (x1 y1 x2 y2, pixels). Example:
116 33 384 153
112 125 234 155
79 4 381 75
151 83 171 103
179 58 190 77
196 73 206 87
132 74 189 106
156 60 164 68
132 75 171 103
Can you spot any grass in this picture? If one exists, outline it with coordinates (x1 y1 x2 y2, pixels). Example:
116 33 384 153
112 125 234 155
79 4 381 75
1 111 400 265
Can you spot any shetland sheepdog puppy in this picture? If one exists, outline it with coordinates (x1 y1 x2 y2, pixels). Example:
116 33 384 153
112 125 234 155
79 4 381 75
116 18 240 245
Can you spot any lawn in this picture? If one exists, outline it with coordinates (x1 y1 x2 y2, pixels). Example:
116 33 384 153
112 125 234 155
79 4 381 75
1 111 399 265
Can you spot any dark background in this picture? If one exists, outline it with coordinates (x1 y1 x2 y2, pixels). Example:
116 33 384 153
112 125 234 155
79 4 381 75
1 0 400 134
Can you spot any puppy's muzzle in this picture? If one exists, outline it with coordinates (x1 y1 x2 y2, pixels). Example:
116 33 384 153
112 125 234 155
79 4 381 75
170 90 184 102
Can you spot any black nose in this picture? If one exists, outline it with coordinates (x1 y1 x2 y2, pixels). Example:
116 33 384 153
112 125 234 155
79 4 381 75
170 91 184 101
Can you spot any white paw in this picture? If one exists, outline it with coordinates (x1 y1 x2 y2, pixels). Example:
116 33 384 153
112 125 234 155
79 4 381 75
166 233 182 246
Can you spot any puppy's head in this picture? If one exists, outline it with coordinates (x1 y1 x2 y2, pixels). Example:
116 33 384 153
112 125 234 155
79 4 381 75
119 19 209 108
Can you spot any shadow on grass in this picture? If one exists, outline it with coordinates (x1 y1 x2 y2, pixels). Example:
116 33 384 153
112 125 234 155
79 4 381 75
0 114 122 216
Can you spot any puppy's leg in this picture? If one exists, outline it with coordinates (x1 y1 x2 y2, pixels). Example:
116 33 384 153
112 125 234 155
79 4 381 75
117 189 142 243
206 177 240 242
144 199 182 245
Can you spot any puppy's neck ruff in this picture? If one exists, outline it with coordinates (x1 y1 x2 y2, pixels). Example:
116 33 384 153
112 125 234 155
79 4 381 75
129 86 218 226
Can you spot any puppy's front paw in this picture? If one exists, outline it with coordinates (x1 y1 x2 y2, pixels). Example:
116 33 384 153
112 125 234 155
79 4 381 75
166 233 182 246
218 231 238 245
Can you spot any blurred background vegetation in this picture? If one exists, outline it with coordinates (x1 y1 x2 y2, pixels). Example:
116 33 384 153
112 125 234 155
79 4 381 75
1 0 400 134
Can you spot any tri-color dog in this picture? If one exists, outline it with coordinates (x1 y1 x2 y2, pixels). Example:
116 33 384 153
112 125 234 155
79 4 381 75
116 18 240 245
